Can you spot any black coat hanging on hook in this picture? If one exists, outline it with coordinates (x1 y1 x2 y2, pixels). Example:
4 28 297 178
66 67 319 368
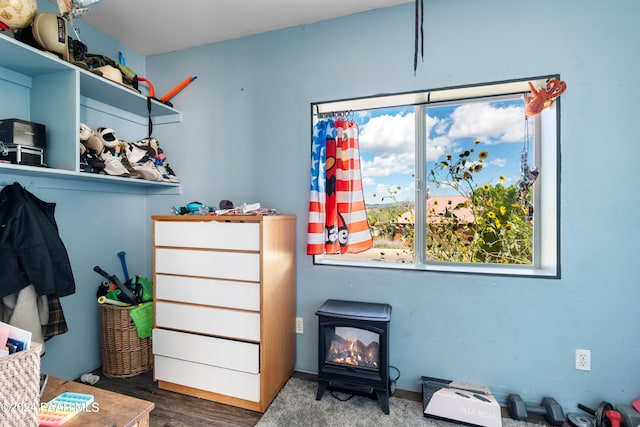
0 182 76 298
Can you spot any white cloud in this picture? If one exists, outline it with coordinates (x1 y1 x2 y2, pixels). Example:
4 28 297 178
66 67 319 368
371 183 412 202
359 112 414 155
489 158 507 167
431 115 450 135
374 183 389 195
426 134 453 161
361 153 414 178
448 103 524 143
403 179 415 193
358 112 415 179
356 111 372 121
504 173 520 185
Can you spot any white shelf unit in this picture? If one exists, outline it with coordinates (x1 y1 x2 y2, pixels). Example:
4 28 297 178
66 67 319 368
0 33 182 193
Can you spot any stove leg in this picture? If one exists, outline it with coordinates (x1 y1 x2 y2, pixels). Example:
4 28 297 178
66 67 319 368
375 389 390 415
316 379 328 401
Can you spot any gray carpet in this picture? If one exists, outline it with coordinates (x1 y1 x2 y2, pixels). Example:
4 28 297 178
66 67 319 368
257 377 544 427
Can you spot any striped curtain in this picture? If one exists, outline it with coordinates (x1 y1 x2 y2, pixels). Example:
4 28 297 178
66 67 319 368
307 117 372 255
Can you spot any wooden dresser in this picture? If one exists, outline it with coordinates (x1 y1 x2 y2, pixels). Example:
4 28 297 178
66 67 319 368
151 215 296 412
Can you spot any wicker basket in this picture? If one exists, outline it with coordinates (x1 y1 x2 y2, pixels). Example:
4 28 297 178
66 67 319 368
0 342 42 426
100 304 152 378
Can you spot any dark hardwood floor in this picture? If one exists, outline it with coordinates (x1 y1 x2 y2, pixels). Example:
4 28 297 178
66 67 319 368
81 368 263 426
76 368 539 427
77 369 422 426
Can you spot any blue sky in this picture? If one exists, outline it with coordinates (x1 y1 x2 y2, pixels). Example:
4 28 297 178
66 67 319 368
355 98 534 205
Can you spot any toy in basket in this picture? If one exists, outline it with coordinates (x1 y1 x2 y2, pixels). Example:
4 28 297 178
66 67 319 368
94 265 152 307
129 302 153 339
94 265 141 305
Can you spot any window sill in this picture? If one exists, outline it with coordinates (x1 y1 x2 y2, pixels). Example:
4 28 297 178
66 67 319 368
313 256 559 278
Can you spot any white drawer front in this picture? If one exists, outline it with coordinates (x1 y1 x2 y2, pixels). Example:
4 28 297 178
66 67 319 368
156 274 260 311
155 248 260 282
155 355 260 402
154 221 260 250
153 329 259 374
156 301 260 341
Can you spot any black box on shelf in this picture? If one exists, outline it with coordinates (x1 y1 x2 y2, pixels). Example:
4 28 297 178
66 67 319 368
0 144 45 167
0 119 46 148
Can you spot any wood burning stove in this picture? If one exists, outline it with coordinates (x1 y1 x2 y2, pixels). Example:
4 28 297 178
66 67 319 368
316 299 392 414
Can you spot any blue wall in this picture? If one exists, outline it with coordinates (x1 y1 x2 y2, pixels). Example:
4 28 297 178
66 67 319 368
0 1 153 381
20 0 639 412
145 0 640 408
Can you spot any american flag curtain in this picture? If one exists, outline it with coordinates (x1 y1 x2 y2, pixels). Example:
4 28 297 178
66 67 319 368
307 117 373 255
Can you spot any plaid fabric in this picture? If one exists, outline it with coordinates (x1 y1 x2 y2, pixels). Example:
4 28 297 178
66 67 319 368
43 296 68 340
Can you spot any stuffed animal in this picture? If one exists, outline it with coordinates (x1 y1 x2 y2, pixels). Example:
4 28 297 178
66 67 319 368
525 78 567 116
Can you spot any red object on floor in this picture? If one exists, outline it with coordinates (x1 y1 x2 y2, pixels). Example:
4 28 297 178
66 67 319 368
606 410 623 427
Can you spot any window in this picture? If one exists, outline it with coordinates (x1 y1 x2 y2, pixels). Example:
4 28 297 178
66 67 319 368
311 77 560 277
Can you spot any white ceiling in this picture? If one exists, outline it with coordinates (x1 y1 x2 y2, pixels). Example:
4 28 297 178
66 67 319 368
81 0 412 56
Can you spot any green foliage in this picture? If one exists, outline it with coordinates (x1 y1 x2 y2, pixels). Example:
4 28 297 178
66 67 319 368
367 186 415 261
427 140 533 265
368 186 407 226
363 143 533 265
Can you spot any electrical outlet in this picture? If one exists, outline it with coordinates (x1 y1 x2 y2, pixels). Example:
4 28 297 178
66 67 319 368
296 317 304 334
575 349 591 371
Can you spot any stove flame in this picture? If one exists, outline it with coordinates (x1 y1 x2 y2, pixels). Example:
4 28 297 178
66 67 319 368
327 337 379 368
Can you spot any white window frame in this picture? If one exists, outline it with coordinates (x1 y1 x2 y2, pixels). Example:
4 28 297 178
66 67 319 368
311 77 560 278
